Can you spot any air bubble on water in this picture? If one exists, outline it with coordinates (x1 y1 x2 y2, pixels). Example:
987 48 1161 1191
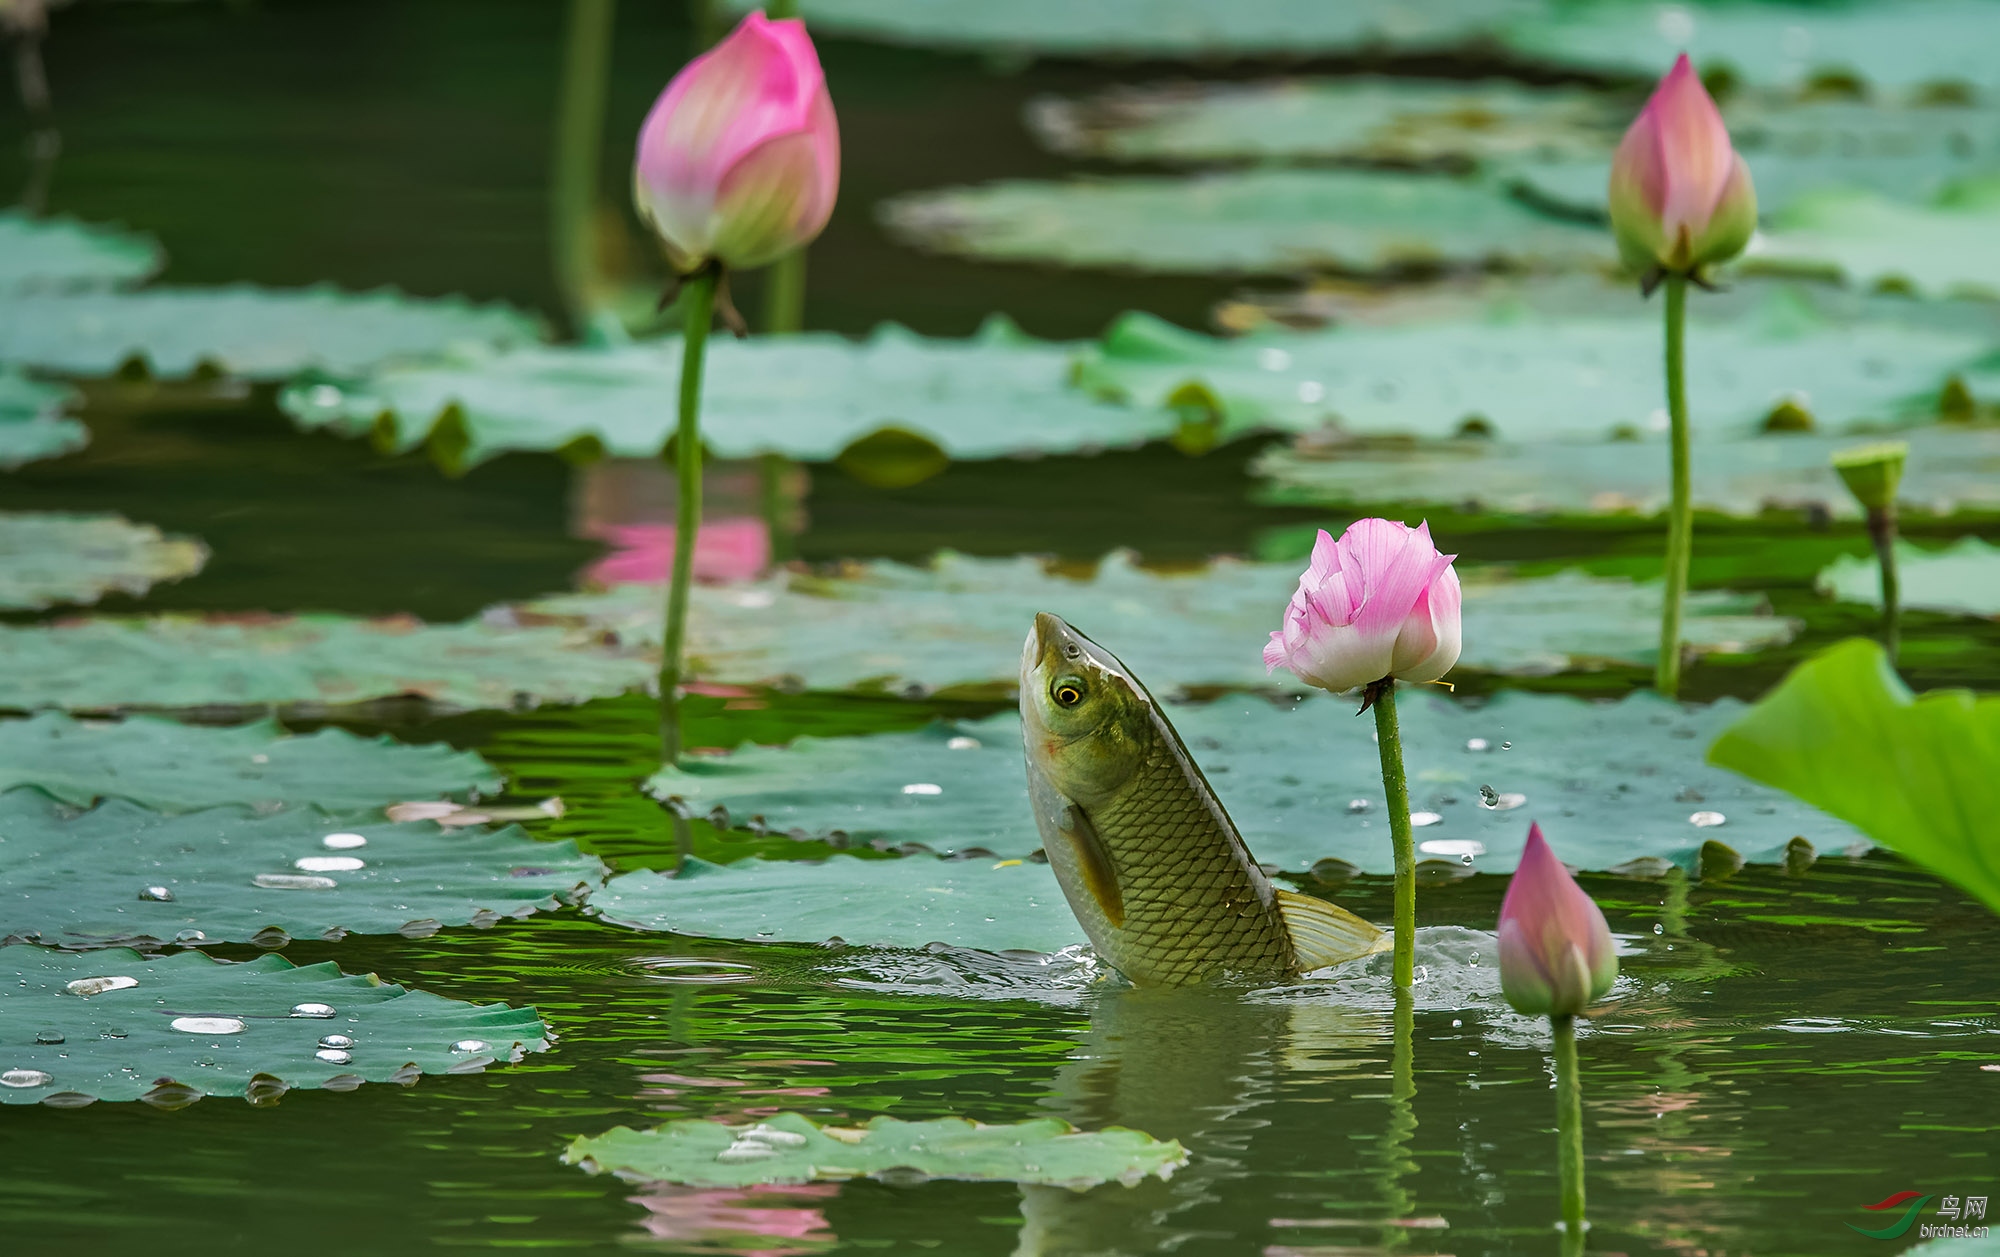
138 886 175 902
1347 799 1372 813
34 1031 63 1045
254 873 339 890
318 1034 354 1050
315 1048 353 1065
1465 738 1490 752
450 1040 488 1054
1689 811 1726 828
66 976 138 997
322 833 368 850
291 1003 336 1018
295 856 364 873
170 1017 245 1035
0 1069 53 1089
945 737 981 751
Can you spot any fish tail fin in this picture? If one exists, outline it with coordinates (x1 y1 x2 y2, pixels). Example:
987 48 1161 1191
1276 889 1389 972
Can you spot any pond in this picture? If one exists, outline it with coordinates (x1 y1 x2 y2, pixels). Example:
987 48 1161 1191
2 2 1998 1254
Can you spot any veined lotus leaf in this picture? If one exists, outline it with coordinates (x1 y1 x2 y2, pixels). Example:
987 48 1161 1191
644 690 1865 875
565 1111 1187 1189
1817 536 2000 616
0 285 546 380
279 319 1167 472
1748 178 2000 297
0 711 501 812
525 551 1795 693
1073 297 1987 441
0 513 208 611
1498 0 2000 92
1709 638 2000 915
1029 77 1620 166
1252 424 2000 519
0 369 86 470
0 787 605 948
0 211 162 289
0 944 548 1105
588 857 1084 953
880 171 1612 277
723 0 1542 57
0 612 649 713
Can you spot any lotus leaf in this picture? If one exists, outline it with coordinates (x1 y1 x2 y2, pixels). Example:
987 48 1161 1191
0 211 162 289
1817 536 2000 617
0 787 605 947
646 690 1865 875
1749 178 2000 297
0 513 208 610
0 370 85 469
0 711 500 812
565 1111 1187 1189
1709 638 2000 915
0 945 548 1105
880 171 1612 276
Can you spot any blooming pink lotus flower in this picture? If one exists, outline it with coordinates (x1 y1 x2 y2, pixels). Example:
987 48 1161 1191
1263 518 1462 694
1607 54 1756 277
633 12 840 274
1497 823 1619 1018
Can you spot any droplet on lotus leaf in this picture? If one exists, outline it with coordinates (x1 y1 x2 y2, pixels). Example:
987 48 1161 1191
34 1030 63 1045
1410 811 1443 827
1419 839 1486 859
1346 798 1371 813
65 975 138 997
1689 811 1727 828
137 886 175 902
294 856 364 873
317 1034 354 1050
1465 738 1491 751
321 833 368 850
169 1017 246 1035
253 872 338 890
901 783 943 796
290 1002 336 1019
449 1039 488 1054
0 1069 53 1088
946 736 981 751
315 1048 353 1065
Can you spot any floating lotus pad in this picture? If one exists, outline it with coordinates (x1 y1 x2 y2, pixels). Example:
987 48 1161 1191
0 712 501 812
1749 178 2000 297
1817 536 2000 616
0 513 208 611
881 171 1612 277
645 690 1865 876
0 211 162 289
0 285 546 381
0 612 649 713
0 787 605 947
566 1111 1187 1190
0 370 86 470
280 319 1167 471
1710 638 2000 915
0 945 549 1106
526 552 1796 693
1253 425 2000 519
1074 299 1989 442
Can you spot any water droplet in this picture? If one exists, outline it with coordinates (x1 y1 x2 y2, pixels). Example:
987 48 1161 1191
1419 838 1485 859
1409 811 1443 827
137 886 175 902
315 1048 353 1065
1452 1019 1463 1028
1500 741 1513 750
1415 965 1429 984
900 783 942 796
290 1003 336 1019
1346 798 1372 814
449 1039 488 1054
173 929 207 944
1478 785 1497 806
1689 811 1727 828
1653 923 1666 935
294 856 364 873
740 1125 807 1148
945 736 981 751
253 873 338 890
317 1034 354 1050
716 1142 780 1164
1480 790 1528 812
1465 738 1490 752
322 833 367 850
170 1017 245 1035
66 975 138 997
1461 854 1475 866
0 1069 53 1089
34 1031 64 1045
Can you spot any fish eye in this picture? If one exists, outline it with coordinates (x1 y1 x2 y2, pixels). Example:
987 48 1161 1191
1052 678 1085 708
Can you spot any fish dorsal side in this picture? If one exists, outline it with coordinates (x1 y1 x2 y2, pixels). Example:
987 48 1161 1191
1276 889 1390 971
1060 803 1125 928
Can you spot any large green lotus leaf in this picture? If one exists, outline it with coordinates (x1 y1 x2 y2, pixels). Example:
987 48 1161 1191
0 612 648 713
1499 1 2000 92
0 787 605 947
1252 424 2000 519
727 0 1542 57
526 552 1795 693
1073 298 1986 441
0 369 86 470
0 711 501 812
565 1111 1186 1190
0 513 207 611
646 690 1865 875
0 945 548 1106
880 171 1612 277
0 211 162 289
1817 536 2000 616
279 319 1166 471
0 285 546 380
1748 178 2000 297
1029 77 1620 165
588 857 1083 953
1709 637 2000 914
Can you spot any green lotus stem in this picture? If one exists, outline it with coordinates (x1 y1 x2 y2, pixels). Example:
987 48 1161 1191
758 0 808 334
551 0 616 340
1553 1013 1587 1241
1371 681 1417 990
1657 273 1692 699
659 268 719 763
1867 505 1900 662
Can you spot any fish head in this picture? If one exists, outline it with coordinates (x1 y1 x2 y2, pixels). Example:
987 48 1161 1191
1020 611 1152 806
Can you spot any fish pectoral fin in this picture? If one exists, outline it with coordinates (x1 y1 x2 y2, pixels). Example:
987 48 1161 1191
1276 889 1389 972
1061 805 1125 929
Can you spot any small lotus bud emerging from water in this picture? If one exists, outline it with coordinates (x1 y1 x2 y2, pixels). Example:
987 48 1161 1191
1831 441 1908 513
1607 54 1756 278
1497 823 1618 1018
1264 518 1462 694
633 12 841 274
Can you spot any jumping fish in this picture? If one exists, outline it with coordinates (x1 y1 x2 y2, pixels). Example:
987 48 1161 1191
1020 611 1386 985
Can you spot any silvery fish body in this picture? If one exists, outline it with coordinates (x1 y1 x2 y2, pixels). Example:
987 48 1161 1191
1019 612 1385 986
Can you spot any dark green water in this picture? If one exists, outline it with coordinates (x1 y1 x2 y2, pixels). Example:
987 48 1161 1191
3 2 1997 1254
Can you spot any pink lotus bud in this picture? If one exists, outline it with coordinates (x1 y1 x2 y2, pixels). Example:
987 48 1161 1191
1263 518 1461 694
1607 54 1756 276
633 12 840 274
1497 823 1619 1018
